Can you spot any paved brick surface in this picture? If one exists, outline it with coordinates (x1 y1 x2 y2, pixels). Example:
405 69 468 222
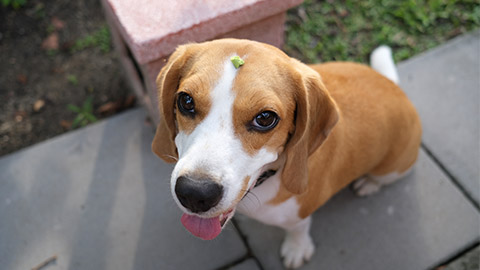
236 150 480 270
0 109 246 270
398 30 480 204
0 32 478 270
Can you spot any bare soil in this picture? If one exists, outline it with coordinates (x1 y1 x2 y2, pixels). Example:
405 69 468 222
0 0 135 157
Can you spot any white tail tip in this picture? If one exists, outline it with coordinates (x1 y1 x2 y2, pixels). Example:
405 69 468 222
370 45 399 84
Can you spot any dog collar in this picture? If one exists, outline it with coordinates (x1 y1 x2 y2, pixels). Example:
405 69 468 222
254 169 277 188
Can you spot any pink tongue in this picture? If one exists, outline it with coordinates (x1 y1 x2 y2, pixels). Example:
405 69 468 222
181 213 221 240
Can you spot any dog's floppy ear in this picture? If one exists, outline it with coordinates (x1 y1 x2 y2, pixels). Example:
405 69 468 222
152 45 192 163
281 64 339 194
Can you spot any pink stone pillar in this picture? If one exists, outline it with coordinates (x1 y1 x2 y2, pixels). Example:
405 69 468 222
102 0 303 124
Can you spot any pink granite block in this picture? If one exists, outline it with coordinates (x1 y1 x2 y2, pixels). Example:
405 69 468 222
140 57 167 124
103 1 145 99
218 13 286 49
102 0 158 123
104 0 303 64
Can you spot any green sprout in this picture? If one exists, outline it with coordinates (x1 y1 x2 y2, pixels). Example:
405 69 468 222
67 96 97 128
67 74 78 85
70 26 111 53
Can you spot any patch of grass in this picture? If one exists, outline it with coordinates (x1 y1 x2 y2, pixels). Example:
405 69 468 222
67 96 97 129
1 0 26 9
285 0 480 63
70 26 111 53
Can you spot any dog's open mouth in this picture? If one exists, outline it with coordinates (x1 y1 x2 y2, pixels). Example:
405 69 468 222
179 170 277 240
180 208 234 240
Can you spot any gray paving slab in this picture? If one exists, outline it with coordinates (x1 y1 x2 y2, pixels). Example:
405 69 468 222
235 149 480 270
0 108 246 270
398 30 480 204
227 259 261 270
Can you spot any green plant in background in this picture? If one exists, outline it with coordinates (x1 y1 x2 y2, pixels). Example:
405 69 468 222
67 74 79 85
2 0 26 9
70 26 111 53
285 0 480 64
46 24 55 34
46 50 58 57
67 96 97 129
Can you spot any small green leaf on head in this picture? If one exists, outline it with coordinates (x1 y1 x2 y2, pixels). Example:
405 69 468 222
230 56 245 69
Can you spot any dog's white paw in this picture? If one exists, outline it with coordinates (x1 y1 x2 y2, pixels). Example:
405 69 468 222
353 176 381 196
280 233 315 269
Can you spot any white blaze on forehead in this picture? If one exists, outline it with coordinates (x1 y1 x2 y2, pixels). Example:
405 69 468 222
175 57 238 163
172 56 278 215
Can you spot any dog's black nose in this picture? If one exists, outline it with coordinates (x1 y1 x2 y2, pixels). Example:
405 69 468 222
175 176 223 213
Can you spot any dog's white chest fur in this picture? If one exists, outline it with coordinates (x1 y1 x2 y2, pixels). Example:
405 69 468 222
238 173 302 230
238 172 315 268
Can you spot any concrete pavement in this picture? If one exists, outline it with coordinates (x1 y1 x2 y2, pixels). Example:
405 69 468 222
0 31 478 270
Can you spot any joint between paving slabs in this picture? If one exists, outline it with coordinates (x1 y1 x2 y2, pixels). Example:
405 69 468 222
212 218 266 270
420 143 480 210
428 241 480 270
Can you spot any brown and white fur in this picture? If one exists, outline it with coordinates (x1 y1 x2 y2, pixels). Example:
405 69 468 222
152 39 421 269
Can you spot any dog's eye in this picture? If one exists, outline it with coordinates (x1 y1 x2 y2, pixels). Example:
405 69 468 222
177 92 195 116
250 111 279 132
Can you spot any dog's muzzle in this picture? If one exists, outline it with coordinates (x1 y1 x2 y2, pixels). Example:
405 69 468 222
174 170 276 240
174 175 231 240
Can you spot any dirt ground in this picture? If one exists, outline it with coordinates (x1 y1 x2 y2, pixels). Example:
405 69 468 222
0 0 135 157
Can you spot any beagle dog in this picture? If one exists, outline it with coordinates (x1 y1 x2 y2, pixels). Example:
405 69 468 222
152 39 421 269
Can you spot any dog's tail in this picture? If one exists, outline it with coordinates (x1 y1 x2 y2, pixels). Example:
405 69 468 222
370 45 399 84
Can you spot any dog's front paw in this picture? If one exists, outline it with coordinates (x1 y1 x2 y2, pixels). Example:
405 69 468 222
280 233 315 269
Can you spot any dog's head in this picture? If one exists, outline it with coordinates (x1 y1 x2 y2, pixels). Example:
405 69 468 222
152 39 338 240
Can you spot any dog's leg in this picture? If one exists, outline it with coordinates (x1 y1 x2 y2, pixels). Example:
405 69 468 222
353 166 414 196
280 216 315 269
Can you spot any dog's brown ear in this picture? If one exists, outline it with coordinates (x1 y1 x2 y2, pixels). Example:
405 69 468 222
281 65 339 194
152 45 192 163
